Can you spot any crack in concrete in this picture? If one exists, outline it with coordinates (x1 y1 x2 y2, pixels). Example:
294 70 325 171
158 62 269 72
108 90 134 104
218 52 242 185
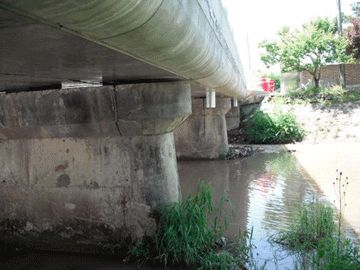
113 88 122 136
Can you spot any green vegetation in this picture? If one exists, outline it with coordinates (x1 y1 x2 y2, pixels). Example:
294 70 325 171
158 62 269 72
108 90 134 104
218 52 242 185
271 200 360 270
126 173 360 269
270 85 360 106
288 85 360 104
272 201 335 250
128 183 250 269
265 73 281 90
270 171 360 270
259 17 353 88
345 2 360 60
246 108 305 144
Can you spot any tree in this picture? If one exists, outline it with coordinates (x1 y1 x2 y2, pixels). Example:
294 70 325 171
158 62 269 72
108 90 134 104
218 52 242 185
259 17 352 88
345 2 360 60
346 19 360 59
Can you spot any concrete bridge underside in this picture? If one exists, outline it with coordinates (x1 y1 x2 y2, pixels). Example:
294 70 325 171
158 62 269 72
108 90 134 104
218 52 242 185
0 0 247 251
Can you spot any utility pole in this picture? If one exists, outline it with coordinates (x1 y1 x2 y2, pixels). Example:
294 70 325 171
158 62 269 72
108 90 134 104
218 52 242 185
246 33 251 70
337 0 346 88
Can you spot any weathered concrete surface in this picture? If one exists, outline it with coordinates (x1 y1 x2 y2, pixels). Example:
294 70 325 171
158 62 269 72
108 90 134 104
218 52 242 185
241 90 269 105
174 97 231 159
0 83 191 139
226 106 240 131
116 83 191 136
0 82 191 251
240 104 258 121
0 134 178 250
0 0 247 98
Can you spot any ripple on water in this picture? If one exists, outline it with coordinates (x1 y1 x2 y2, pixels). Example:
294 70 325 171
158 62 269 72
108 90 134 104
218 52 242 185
178 152 326 269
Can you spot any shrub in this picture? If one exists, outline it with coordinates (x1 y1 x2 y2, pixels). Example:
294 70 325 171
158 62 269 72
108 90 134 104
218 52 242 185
246 109 305 144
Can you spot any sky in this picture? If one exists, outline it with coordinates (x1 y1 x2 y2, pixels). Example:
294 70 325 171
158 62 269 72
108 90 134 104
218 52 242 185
222 0 356 74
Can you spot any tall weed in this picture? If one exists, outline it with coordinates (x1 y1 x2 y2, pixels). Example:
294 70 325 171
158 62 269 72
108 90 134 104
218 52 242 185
246 108 305 144
272 200 335 250
129 182 239 269
271 198 360 269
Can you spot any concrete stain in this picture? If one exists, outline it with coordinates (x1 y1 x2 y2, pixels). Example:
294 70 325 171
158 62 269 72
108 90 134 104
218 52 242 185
56 174 71 187
55 162 68 172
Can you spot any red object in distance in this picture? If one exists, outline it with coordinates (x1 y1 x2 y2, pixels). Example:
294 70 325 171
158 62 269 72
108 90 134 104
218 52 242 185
269 79 275 92
261 77 268 92
260 77 274 92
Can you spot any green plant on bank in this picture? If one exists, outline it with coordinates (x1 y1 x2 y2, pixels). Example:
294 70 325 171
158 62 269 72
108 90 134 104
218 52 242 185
246 108 306 144
276 85 360 106
271 171 360 270
128 182 252 269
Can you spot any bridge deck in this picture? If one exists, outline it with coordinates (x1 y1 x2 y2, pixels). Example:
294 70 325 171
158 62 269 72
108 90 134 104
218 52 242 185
0 9 184 92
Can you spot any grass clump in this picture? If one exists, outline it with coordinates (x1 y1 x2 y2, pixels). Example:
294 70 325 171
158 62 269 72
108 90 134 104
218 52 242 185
271 199 360 270
155 182 228 267
272 201 335 250
246 108 305 144
128 183 248 269
285 85 360 105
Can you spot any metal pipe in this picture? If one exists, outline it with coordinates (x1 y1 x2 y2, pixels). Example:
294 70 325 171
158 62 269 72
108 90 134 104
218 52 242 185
233 98 238 107
206 90 216 108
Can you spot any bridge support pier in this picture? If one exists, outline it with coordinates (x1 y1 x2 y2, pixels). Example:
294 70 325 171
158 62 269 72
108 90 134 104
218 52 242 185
0 82 191 251
174 97 231 159
226 106 240 131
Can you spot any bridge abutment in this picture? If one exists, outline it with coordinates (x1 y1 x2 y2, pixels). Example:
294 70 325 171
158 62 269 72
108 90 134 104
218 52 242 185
0 82 191 251
174 97 231 159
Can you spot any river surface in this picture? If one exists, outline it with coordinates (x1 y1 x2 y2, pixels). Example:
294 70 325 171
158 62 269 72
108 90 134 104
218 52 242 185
1 152 354 269
178 152 321 269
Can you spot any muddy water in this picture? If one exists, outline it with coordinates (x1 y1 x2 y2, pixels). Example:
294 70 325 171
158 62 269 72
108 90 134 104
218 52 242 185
1 152 339 269
289 143 360 235
178 152 321 269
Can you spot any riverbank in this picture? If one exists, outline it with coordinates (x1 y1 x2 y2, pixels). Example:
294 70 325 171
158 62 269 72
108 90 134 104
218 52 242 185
231 98 360 237
266 100 360 236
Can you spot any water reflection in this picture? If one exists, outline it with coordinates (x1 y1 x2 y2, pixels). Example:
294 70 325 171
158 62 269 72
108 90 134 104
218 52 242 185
178 152 319 269
2 153 338 269
178 159 249 239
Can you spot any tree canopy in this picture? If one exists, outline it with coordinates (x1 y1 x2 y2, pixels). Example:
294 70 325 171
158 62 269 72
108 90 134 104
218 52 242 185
259 17 352 88
345 2 360 60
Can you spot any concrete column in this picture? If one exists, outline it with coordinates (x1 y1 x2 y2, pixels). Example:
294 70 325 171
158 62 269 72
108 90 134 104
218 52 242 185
226 106 240 131
174 97 231 159
0 82 191 251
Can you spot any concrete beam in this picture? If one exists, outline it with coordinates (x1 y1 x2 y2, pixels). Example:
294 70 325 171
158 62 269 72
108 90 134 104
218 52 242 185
116 83 191 136
0 83 191 139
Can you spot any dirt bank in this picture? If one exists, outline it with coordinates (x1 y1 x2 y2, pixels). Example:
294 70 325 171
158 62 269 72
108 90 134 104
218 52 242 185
261 99 360 144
